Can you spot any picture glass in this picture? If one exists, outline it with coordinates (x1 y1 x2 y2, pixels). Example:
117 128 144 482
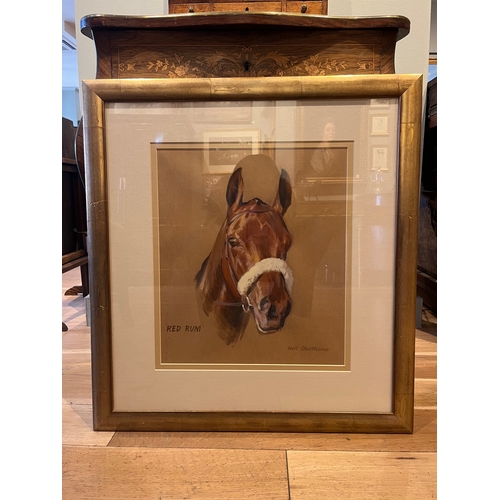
105 97 399 412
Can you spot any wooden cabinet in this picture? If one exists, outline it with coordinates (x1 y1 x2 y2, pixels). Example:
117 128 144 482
62 117 89 298
168 0 326 15
80 13 410 79
417 77 437 314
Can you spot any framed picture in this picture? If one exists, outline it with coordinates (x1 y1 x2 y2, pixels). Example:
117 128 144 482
202 129 260 174
82 74 422 433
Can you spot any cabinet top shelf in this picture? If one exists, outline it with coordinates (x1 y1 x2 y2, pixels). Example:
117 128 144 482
81 12 410 41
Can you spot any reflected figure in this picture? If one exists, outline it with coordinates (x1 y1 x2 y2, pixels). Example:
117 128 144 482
310 121 347 177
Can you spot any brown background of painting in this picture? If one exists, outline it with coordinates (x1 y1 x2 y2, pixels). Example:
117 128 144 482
155 146 348 367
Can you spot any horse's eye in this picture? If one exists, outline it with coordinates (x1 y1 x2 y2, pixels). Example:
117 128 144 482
228 237 240 247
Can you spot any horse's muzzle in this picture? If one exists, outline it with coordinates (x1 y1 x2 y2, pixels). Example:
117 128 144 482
246 271 292 334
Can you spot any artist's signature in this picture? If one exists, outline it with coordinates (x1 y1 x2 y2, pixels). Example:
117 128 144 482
288 345 329 352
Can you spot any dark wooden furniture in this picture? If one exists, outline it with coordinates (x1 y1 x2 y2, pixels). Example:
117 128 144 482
80 13 410 79
168 0 327 15
62 117 89 307
417 77 437 315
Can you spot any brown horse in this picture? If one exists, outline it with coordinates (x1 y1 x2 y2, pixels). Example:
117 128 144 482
195 163 293 345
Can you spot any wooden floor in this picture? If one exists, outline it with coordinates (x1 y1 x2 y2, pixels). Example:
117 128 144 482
62 268 437 499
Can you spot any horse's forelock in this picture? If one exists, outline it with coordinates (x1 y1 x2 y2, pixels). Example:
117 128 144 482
228 199 276 222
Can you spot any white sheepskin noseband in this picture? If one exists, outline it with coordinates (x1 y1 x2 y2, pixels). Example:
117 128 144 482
237 258 294 297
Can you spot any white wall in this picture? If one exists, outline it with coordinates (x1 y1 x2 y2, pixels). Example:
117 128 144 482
429 0 437 55
328 0 431 80
62 87 81 126
75 0 166 90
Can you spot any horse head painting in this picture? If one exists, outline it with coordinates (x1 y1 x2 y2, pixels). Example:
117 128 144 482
195 155 294 345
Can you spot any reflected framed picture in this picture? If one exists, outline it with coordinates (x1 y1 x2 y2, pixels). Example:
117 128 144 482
297 141 354 181
371 146 389 171
370 98 391 108
82 74 422 433
202 129 260 174
370 115 389 136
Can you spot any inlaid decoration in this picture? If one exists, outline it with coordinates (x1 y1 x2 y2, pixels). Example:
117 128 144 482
116 44 375 78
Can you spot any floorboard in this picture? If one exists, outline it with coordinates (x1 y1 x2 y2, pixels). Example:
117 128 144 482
287 450 436 499
63 404 114 447
62 352 92 405
414 379 437 410
63 447 289 500
415 354 437 379
415 330 437 353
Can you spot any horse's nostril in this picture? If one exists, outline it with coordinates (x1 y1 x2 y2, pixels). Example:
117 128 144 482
259 296 270 312
268 304 276 318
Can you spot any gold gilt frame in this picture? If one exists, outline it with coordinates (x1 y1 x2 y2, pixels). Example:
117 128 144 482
82 75 422 432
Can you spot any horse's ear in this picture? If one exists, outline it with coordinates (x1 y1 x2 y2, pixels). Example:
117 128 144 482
273 169 292 215
226 167 244 215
